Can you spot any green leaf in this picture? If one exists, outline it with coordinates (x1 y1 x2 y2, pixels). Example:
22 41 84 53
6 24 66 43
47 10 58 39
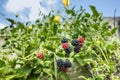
76 57 85 66
78 76 87 80
65 7 76 16
105 30 112 36
0 60 5 67
17 22 25 29
26 77 40 80
6 18 15 24
48 37 60 41
34 68 42 74
5 75 16 80
53 24 58 35
90 5 99 17
43 68 52 76
43 46 55 52
0 67 14 74
15 64 33 78
106 44 113 50
60 72 70 80
111 27 117 34
91 23 99 30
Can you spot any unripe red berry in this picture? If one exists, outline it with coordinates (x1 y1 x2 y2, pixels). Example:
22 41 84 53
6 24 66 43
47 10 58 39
78 37 85 43
60 67 67 73
37 53 44 59
79 43 83 47
62 67 67 73
62 43 69 49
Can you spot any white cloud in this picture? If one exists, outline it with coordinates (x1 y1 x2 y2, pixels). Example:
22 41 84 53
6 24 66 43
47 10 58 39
46 0 57 5
0 23 6 29
5 0 58 21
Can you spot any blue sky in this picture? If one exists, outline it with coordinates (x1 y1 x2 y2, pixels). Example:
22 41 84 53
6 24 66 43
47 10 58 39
0 0 120 28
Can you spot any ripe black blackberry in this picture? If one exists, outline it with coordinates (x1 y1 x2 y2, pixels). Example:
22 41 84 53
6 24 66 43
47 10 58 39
71 39 79 46
56 59 64 67
61 37 68 43
64 47 72 54
64 59 72 68
74 46 80 53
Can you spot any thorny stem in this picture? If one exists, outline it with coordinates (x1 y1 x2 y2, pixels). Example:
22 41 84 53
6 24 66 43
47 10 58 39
54 53 57 80
97 45 109 64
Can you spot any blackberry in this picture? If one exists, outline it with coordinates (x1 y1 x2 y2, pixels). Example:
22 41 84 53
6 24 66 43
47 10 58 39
64 47 72 54
64 60 72 68
56 59 64 67
61 37 68 43
71 39 79 46
62 43 69 49
74 46 80 53
78 37 85 43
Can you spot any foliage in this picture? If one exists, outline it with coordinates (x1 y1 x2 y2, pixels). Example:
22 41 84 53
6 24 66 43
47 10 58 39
0 5 120 80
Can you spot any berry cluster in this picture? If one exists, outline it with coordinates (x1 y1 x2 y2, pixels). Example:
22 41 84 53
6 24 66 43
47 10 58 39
56 59 72 72
61 37 85 54
61 38 72 55
71 37 85 53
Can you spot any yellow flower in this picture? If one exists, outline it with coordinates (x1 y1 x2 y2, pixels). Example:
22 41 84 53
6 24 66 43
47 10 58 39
62 0 70 7
28 26 32 30
53 15 60 23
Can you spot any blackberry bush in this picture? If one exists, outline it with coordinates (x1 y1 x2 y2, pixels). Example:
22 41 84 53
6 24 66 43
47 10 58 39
0 2 119 80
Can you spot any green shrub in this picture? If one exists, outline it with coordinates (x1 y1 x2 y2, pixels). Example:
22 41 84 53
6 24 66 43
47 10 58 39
0 6 119 80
